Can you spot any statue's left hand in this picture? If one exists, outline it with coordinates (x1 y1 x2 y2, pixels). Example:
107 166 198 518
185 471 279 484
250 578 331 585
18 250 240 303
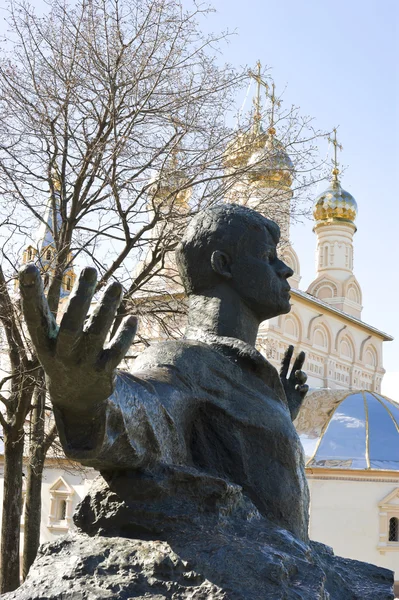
280 345 309 421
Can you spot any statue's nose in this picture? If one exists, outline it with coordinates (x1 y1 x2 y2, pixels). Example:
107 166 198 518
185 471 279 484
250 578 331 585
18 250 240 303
277 259 293 279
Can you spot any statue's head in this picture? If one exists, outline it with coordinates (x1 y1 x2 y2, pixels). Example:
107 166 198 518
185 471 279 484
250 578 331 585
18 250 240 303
176 203 293 322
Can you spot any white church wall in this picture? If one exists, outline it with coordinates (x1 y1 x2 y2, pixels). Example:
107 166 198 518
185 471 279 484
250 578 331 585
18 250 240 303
308 474 399 581
0 459 97 554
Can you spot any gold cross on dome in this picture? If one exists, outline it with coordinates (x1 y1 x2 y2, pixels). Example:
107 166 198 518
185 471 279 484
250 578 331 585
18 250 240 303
248 61 269 133
265 82 281 135
328 127 343 180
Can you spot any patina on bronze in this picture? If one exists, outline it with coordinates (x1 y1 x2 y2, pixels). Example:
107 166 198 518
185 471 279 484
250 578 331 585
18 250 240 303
9 204 393 600
19 204 309 538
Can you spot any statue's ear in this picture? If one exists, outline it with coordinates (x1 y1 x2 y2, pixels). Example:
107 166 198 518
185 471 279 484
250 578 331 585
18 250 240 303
210 250 232 280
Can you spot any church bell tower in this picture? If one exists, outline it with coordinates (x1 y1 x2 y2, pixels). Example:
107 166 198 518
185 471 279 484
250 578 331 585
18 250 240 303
307 129 362 318
21 173 76 298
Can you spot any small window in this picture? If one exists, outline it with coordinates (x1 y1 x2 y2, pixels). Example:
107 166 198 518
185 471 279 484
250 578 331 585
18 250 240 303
28 249 33 261
66 277 71 291
58 499 67 520
324 245 328 266
47 476 74 531
46 249 52 261
389 517 398 542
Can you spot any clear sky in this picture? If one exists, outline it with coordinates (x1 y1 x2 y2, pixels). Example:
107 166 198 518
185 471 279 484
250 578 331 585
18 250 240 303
1 0 398 394
198 0 399 395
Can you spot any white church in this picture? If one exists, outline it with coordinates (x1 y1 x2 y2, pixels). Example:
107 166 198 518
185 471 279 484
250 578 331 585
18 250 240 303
0 68 398 595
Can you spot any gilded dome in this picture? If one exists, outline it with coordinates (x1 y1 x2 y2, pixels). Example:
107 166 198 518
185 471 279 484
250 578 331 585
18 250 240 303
246 135 293 187
295 390 399 471
224 125 293 188
223 126 268 169
313 177 357 224
148 163 190 207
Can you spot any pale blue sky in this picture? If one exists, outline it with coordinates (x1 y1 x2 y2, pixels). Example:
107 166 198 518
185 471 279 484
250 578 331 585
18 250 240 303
199 0 399 381
1 0 398 387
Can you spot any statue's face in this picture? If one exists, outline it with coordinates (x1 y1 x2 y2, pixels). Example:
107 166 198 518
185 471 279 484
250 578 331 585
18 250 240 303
230 225 293 322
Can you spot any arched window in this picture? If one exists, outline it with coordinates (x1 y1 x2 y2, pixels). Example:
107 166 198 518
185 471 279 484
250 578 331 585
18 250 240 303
324 245 328 266
389 517 398 542
47 476 74 531
46 249 52 261
58 499 67 520
27 249 33 261
66 277 71 291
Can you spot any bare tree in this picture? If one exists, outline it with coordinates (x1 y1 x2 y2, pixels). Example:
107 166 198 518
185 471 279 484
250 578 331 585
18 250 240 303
0 0 327 591
0 0 245 591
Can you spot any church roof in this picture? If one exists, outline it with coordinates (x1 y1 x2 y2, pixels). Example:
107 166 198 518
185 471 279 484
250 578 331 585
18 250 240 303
291 288 393 341
295 390 399 471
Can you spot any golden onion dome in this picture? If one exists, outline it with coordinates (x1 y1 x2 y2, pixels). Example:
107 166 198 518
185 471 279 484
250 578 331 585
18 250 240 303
224 124 293 188
246 134 293 187
223 126 268 169
148 161 190 208
313 175 357 224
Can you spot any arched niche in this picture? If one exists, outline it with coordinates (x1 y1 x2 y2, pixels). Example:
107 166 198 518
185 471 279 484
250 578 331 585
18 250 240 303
308 277 340 300
339 335 355 362
281 246 300 277
282 312 302 341
364 345 378 368
313 327 327 350
345 280 362 305
309 319 332 354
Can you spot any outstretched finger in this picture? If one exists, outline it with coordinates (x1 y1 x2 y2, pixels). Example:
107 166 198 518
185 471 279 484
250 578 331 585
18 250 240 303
81 281 123 360
57 268 98 358
280 345 294 379
289 351 306 381
19 264 58 361
99 315 138 372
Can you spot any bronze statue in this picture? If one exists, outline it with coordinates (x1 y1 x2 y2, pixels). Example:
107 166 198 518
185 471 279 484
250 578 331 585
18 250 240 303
12 204 393 600
20 203 309 539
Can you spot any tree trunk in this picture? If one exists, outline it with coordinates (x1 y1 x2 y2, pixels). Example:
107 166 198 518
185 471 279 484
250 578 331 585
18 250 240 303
22 381 46 580
0 430 24 593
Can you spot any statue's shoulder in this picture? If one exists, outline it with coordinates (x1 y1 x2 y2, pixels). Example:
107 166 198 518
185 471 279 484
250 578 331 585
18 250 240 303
133 338 228 377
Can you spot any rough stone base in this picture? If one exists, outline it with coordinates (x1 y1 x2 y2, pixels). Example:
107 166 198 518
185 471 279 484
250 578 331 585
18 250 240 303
3 530 394 599
2 475 394 599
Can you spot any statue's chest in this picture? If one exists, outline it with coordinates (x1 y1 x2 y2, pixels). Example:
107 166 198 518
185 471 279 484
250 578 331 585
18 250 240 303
190 378 302 475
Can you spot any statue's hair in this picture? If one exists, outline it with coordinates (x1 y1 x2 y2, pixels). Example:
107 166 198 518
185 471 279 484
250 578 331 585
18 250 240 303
176 203 280 294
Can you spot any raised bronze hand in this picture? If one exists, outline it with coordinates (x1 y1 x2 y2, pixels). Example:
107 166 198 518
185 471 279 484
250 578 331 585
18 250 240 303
280 345 309 421
19 264 137 417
